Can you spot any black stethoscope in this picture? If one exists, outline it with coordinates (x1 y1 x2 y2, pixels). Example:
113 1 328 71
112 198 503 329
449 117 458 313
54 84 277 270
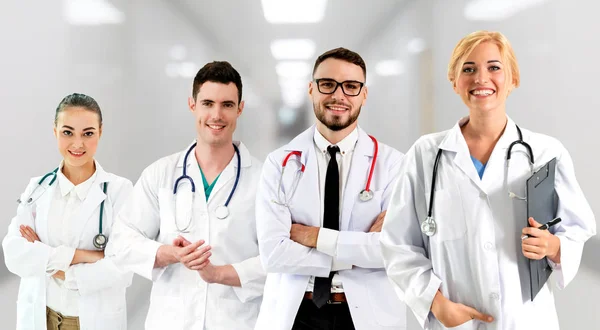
173 142 241 231
17 168 109 250
422 124 533 237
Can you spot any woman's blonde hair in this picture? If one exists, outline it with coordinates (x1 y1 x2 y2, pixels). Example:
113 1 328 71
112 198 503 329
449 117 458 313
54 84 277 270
447 31 520 89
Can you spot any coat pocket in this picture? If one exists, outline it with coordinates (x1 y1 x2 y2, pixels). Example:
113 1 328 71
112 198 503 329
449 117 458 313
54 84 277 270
349 190 384 231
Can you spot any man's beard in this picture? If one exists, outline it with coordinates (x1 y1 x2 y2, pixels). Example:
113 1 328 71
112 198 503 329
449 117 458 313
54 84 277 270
314 101 360 132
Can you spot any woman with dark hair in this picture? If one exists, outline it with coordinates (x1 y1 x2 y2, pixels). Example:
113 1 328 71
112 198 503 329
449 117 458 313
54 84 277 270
3 93 133 330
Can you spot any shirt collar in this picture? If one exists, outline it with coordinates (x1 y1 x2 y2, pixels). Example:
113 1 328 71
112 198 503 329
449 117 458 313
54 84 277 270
57 162 98 201
313 126 359 156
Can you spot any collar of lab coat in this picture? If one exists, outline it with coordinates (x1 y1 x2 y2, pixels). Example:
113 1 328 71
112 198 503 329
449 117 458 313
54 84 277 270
284 125 375 164
56 160 111 195
438 115 522 153
56 160 111 200
175 140 252 169
437 115 526 192
44 160 111 247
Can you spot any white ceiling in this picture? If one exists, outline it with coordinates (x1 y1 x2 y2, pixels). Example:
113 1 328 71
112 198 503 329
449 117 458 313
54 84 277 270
170 0 409 107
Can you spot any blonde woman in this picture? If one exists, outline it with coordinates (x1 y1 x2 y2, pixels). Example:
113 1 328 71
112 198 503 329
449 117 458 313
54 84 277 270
3 93 133 330
381 31 596 329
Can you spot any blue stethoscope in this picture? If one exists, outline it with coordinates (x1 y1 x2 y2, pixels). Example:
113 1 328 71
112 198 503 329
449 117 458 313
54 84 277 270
421 124 534 237
16 168 109 249
173 142 241 231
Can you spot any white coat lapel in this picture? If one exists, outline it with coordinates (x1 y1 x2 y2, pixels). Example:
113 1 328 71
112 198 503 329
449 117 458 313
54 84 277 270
208 141 252 206
207 159 235 206
293 144 321 227
70 169 110 247
439 119 485 191
174 142 207 235
34 183 56 244
479 117 521 192
284 126 321 227
175 141 206 212
341 129 373 231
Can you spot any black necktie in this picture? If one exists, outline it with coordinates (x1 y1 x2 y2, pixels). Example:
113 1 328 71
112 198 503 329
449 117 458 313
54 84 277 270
312 145 340 308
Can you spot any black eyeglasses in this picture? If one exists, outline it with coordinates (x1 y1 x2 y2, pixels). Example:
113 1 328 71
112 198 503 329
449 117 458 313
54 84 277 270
314 78 365 96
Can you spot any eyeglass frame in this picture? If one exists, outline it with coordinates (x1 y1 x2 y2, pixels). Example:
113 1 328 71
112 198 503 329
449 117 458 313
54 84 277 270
313 78 365 97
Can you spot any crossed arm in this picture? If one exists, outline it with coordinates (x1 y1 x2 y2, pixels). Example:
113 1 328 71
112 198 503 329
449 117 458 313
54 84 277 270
19 225 105 280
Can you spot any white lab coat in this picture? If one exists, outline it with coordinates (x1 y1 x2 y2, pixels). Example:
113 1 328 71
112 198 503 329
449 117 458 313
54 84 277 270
255 125 407 330
2 161 134 330
109 141 266 330
381 117 597 330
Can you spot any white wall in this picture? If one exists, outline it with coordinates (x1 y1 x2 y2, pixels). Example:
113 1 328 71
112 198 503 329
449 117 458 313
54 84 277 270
0 0 69 320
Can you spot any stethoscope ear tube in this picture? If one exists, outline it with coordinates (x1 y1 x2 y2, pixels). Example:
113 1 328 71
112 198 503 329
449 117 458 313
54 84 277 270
507 126 534 164
172 143 242 230
428 149 444 218
18 168 60 205
95 182 109 250
424 124 534 237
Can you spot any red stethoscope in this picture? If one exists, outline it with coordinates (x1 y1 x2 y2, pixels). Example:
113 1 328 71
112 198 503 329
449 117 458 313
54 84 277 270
272 135 378 207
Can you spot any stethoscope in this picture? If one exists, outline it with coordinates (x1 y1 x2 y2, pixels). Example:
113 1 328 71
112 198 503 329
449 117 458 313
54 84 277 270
272 135 379 207
172 142 241 232
421 124 533 237
17 168 110 250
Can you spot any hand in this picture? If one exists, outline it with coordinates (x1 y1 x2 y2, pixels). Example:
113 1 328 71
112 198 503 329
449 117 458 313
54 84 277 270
431 291 493 327
154 238 203 268
175 235 217 280
290 223 319 248
522 217 561 263
173 236 191 248
369 211 386 232
174 237 241 286
174 237 214 278
177 238 212 271
20 225 40 242
52 270 65 281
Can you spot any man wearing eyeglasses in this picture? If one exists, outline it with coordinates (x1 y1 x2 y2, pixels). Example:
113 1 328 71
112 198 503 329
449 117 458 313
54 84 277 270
254 48 407 330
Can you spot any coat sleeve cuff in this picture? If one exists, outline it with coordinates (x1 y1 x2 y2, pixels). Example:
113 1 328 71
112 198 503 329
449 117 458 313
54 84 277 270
316 228 339 257
550 235 583 289
63 265 79 290
46 245 76 275
406 274 442 328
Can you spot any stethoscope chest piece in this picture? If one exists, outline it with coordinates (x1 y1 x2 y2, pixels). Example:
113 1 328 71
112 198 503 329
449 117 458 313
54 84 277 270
359 189 374 202
93 233 108 250
421 216 437 237
215 205 230 220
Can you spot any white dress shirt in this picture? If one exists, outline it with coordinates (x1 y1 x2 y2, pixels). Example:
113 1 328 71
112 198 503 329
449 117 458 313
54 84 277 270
306 127 357 293
45 167 98 316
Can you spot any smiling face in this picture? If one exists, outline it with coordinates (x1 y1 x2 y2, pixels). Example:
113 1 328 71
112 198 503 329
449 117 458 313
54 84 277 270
453 41 515 115
53 106 102 169
188 81 244 147
309 58 367 132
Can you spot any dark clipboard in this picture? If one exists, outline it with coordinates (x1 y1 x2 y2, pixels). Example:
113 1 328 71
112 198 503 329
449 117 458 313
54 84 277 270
526 157 558 301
